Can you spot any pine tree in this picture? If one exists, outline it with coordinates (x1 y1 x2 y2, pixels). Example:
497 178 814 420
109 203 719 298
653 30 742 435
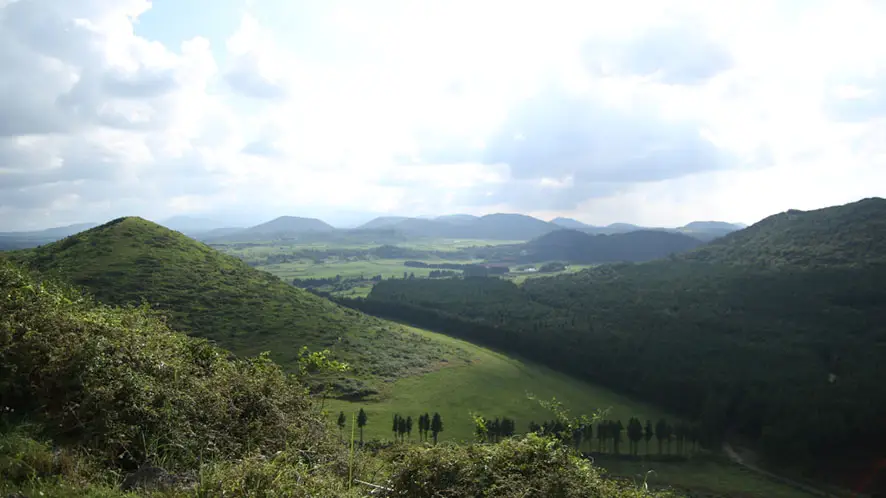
655 418 667 454
406 416 413 440
398 416 407 441
337 411 346 442
597 422 606 453
644 420 654 455
627 418 644 455
392 414 400 440
357 408 368 445
583 423 593 453
431 412 443 444
665 423 674 455
425 412 431 441
613 420 623 455
572 425 584 450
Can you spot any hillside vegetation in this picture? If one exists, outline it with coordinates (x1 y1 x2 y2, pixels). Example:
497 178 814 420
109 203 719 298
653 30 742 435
0 258 675 497
345 198 886 483
4 217 469 396
522 229 703 263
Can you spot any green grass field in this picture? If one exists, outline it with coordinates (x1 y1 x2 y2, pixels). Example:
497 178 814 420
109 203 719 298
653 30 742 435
324 326 671 443
258 258 480 281
506 264 597 284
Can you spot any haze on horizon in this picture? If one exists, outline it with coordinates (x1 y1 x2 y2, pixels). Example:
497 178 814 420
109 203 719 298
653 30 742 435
1 0 886 231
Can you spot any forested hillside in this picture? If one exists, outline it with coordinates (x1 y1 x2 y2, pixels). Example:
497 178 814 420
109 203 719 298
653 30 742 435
523 229 703 263
3 217 468 397
344 198 886 476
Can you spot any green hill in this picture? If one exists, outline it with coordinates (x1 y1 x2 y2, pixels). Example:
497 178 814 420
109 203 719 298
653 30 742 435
524 229 703 263
4 217 468 397
345 198 886 481
683 197 886 267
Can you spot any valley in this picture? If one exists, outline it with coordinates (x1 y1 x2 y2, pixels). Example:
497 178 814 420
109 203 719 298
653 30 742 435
1 201 880 496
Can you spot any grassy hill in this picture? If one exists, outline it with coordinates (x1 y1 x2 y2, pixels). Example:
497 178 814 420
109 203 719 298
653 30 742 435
346 197 886 484
3 217 470 396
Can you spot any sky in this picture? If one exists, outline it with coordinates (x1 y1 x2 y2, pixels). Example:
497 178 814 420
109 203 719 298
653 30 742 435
1 0 886 230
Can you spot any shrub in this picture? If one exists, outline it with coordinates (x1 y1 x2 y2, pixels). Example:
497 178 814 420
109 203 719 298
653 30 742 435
0 260 337 471
386 434 676 497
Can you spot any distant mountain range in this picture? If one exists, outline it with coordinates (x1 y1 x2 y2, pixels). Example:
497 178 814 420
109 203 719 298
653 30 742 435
0 222 100 250
0 212 747 249
549 217 746 241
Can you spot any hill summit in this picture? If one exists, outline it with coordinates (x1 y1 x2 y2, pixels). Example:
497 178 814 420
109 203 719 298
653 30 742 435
6 217 466 396
684 197 886 267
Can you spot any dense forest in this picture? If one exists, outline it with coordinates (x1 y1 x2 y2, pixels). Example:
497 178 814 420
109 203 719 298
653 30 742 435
340 199 886 477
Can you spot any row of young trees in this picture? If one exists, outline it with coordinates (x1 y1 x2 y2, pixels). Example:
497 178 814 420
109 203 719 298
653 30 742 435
529 418 699 456
472 415 517 443
336 410 444 444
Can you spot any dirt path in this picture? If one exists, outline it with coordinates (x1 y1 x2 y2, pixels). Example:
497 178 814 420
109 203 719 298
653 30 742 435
722 443 852 497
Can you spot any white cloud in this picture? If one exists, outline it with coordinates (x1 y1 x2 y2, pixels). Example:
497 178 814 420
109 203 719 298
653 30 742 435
1 0 885 230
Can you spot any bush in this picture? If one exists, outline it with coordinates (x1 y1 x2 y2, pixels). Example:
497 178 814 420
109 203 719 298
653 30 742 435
386 434 676 497
194 451 360 498
0 260 337 471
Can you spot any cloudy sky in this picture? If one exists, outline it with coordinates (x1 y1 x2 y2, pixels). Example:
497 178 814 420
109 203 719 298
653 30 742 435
1 0 885 230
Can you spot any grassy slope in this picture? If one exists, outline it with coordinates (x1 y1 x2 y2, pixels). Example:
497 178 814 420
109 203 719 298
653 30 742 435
326 327 819 498
3 217 469 393
326 327 670 443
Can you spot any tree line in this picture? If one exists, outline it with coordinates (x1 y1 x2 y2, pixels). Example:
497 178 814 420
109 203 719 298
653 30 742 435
337 410 445 445
528 418 697 456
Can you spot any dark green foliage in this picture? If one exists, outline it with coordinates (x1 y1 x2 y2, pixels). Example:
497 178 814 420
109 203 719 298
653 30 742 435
386 434 677 497
472 415 517 443
430 413 443 445
656 420 668 455
524 229 702 263
337 411 346 440
357 408 368 444
418 413 430 442
682 197 886 267
627 418 644 456
4 217 466 396
0 259 338 471
644 420 654 454
347 198 886 466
